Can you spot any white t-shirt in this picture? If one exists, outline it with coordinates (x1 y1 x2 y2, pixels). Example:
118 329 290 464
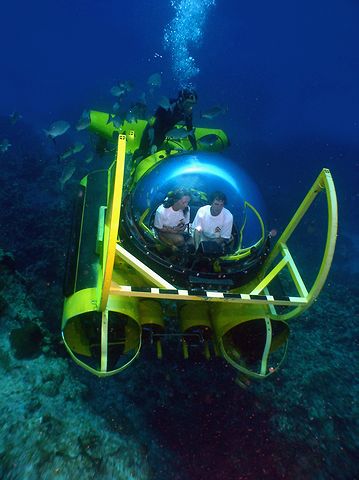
192 205 233 240
154 205 190 229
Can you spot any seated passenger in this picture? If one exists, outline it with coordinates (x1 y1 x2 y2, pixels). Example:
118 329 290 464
154 188 192 248
192 191 233 252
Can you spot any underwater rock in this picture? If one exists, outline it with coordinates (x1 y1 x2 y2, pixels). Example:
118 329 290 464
0 248 15 273
39 379 60 397
9 322 43 359
0 347 12 372
0 294 7 314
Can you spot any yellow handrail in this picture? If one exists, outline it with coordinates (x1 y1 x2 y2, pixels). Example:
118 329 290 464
98 135 127 310
259 168 338 320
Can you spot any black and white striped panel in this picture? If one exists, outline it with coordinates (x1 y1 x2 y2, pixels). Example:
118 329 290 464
114 285 307 305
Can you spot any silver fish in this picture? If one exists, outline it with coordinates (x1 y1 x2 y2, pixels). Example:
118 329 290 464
125 110 138 123
112 102 121 113
76 110 91 131
44 120 70 139
147 72 162 88
110 85 125 97
200 106 228 120
0 138 12 153
59 147 73 161
107 113 122 129
148 127 154 144
59 163 76 190
72 142 85 154
197 134 220 147
9 111 22 125
110 80 134 97
119 80 134 92
84 152 94 164
165 126 192 140
158 96 172 110
59 142 85 161
129 102 147 120
139 92 147 104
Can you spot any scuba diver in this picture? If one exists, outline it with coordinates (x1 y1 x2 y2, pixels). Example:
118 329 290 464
154 188 192 248
135 88 198 160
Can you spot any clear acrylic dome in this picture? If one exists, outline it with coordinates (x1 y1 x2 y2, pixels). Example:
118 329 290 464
131 152 267 248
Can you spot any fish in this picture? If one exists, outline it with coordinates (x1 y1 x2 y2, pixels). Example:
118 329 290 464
147 72 162 88
112 102 121 113
125 109 138 123
165 126 193 140
84 152 94 164
120 80 134 92
0 138 12 153
72 142 85 154
76 110 91 131
59 163 76 190
110 85 125 97
158 96 173 111
44 120 70 139
235 373 251 389
107 113 122 129
58 147 74 161
200 106 228 120
148 127 154 144
139 92 147 104
197 134 220 147
126 102 147 122
110 80 134 97
59 142 85 161
9 111 22 125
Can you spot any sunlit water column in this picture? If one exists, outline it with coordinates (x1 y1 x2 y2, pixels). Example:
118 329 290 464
164 0 216 88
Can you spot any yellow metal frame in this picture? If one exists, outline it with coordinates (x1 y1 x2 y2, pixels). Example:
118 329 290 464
115 244 174 289
221 201 266 261
217 317 289 380
89 110 148 153
98 135 127 310
250 168 338 320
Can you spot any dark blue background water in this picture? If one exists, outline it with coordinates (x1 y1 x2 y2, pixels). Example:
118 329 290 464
1 1 358 479
1 0 358 226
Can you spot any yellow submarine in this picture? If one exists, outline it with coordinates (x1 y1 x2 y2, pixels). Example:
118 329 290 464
61 111 338 381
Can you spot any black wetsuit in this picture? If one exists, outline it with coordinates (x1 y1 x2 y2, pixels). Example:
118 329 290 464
138 100 197 157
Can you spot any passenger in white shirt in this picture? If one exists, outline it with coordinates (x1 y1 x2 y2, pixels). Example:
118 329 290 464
154 188 192 247
192 191 233 250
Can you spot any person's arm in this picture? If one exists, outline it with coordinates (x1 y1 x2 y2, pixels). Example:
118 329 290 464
154 207 165 230
185 113 197 150
191 209 201 232
220 213 234 241
150 107 170 152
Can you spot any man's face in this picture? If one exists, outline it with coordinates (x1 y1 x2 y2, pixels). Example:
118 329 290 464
210 199 225 216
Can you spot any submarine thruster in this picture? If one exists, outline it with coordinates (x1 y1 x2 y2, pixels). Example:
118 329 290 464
61 111 338 380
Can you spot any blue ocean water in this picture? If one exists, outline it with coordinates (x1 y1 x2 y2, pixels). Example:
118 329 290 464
0 1 358 479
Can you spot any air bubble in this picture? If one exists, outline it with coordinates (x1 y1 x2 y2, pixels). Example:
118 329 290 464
164 0 216 87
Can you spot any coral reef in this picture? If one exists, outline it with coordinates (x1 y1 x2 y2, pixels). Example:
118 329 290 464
0 258 180 480
9 322 43 359
0 118 357 479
